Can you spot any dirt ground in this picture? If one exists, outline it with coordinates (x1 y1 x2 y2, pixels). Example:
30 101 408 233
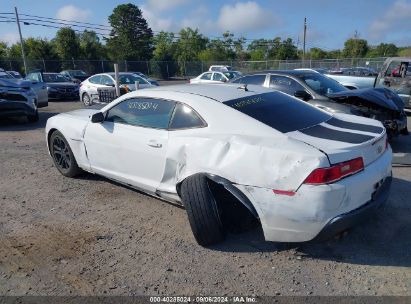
0 93 410 297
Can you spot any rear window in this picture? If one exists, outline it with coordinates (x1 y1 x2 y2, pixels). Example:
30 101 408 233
224 92 331 133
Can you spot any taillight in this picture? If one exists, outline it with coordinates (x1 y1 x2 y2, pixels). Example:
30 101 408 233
303 157 364 185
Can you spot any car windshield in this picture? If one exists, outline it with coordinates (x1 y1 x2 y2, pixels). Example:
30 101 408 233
69 70 87 76
44 74 69 82
224 91 331 133
296 73 347 96
223 72 241 79
115 74 147 85
0 71 15 79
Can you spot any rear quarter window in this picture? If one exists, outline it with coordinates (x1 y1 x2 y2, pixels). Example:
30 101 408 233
224 92 331 133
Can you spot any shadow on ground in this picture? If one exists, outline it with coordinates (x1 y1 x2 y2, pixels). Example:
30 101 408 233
0 111 59 131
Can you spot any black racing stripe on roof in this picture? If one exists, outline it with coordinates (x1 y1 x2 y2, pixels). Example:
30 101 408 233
300 124 375 144
326 117 384 134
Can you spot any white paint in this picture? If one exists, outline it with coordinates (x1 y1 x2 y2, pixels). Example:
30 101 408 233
46 84 393 242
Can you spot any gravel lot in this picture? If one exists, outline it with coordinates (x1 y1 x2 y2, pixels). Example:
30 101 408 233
0 90 410 296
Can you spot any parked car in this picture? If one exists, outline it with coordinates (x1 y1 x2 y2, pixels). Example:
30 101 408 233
190 71 242 84
1 69 48 108
80 72 155 106
46 84 392 246
133 72 159 86
231 70 408 138
0 78 39 122
6 71 23 79
326 73 375 90
26 71 79 101
375 57 411 108
209 65 234 72
60 70 90 83
0 69 16 80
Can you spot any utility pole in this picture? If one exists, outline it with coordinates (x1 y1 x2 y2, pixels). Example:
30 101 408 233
14 7 28 76
303 17 307 67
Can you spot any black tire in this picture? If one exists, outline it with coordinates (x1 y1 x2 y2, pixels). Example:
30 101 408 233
49 130 82 177
180 174 225 246
27 110 39 123
82 93 92 106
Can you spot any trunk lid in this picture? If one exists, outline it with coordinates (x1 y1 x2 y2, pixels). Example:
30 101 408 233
287 113 387 166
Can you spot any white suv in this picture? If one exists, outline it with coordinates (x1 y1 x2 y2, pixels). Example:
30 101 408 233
209 65 234 72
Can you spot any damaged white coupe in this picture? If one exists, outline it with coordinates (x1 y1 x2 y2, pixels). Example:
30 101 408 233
46 84 393 246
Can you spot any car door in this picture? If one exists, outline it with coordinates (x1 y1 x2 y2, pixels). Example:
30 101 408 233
376 59 411 106
212 72 228 83
199 72 213 83
26 71 48 108
83 97 176 193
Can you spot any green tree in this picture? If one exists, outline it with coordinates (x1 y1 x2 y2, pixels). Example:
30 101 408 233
309 47 327 60
398 47 411 57
0 41 8 60
276 38 298 60
342 38 368 58
175 28 207 61
247 39 271 59
367 43 398 57
153 31 176 78
106 3 153 61
54 27 81 69
79 30 105 60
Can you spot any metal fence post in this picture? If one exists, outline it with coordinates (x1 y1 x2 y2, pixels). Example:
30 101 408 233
125 60 128 72
166 62 169 79
101 60 104 72
146 61 150 76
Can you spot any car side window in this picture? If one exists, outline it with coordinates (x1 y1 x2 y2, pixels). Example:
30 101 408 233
105 98 176 129
212 73 225 82
200 73 212 80
169 103 206 129
89 75 101 84
100 75 114 85
236 75 266 85
27 72 41 82
269 75 305 95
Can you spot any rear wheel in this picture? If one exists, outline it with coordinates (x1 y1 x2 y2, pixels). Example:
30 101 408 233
82 93 92 106
49 130 82 177
180 174 225 246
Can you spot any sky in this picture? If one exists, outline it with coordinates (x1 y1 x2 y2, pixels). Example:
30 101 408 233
1 0 411 50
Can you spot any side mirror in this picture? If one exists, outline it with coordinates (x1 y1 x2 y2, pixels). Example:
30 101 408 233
294 90 312 101
91 112 105 123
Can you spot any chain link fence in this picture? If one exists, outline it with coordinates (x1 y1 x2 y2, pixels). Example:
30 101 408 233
0 57 388 79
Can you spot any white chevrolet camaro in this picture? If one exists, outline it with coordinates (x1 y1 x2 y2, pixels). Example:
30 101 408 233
45 84 392 246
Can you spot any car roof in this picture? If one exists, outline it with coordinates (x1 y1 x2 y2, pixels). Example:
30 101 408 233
237 70 319 77
105 72 142 77
133 83 272 103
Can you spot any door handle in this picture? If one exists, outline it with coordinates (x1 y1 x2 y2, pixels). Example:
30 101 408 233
147 141 162 148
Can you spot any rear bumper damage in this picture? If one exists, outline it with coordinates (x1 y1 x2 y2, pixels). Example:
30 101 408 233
312 175 391 242
235 148 392 243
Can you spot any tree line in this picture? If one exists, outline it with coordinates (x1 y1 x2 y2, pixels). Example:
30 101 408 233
1 3 410 76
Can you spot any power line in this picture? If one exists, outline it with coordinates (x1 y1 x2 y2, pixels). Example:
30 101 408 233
20 13 112 29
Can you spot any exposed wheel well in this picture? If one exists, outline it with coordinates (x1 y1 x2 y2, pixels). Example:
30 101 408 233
177 174 260 232
47 128 58 152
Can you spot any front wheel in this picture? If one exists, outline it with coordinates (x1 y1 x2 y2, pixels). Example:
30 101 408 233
49 130 82 177
82 93 92 106
180 174 225 246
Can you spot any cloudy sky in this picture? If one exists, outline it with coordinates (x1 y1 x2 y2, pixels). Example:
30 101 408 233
1 0 411 49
